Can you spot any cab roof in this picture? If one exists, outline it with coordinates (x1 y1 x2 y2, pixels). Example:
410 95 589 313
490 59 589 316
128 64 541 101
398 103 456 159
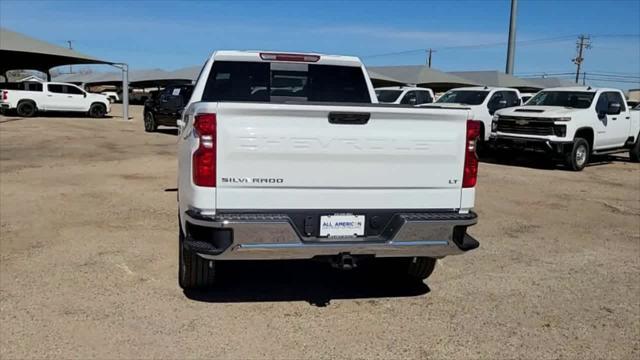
375 86 433 92
211 50 363 67
448 86 520 92
540 86 618 93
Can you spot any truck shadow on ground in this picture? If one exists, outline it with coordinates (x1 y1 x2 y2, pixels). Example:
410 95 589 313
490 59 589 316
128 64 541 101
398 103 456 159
183 260 430 307
0 111 114 119
0 111 114 123
480 151 632 170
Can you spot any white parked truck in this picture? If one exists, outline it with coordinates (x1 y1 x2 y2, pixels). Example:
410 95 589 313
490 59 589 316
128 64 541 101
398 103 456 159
491 87 640 170
100 91 120 103
176 51 481 289
375 86 435 105
431 86 522 142
0 82 110 117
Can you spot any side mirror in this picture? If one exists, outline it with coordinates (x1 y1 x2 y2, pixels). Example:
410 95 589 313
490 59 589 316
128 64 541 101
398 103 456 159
498 99 508 108
83 93 87 98
608 102 621 115
408 97 417 105
176 119 185 129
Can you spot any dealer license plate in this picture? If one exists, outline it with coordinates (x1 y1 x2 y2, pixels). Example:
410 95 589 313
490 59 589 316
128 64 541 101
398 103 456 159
319 214 365 238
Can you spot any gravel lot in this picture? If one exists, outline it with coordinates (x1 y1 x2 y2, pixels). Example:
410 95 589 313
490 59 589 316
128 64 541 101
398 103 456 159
1 105 639 359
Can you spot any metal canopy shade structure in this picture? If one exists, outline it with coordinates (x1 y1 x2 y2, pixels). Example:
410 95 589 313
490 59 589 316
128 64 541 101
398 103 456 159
366 69 406 87
129 68 194 88
53 67 198 88
0 28 113 76
368 65 479 92
523 77 577 89
0 28 130 120
448 71 543 92
52 71 120 85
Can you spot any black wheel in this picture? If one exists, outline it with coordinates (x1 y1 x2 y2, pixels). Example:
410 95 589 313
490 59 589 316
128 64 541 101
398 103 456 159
16 101 36 117
144 112 157 132
179 225 216 289
407 257 437 280
566 138 589 171
377 257 437 281
630 135 640 163
89 103 106 118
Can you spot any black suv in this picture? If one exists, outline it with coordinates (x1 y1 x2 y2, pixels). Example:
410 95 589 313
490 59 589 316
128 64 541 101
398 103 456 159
143 84 194 132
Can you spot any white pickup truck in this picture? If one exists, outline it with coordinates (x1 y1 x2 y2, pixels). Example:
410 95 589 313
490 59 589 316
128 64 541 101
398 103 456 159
491 87 640 170
0 82 110 117
176 51 481 289
375 86 435 105
431 87 522 142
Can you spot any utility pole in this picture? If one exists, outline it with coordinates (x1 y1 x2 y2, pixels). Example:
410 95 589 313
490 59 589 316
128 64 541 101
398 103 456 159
582 72 587 86
572 34 591 84
505 0 518 74
66 40 74 74
427 48 436 68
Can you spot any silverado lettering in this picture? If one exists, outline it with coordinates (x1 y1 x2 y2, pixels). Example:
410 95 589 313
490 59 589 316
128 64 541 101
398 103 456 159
236 136 435 152
221 177 284 184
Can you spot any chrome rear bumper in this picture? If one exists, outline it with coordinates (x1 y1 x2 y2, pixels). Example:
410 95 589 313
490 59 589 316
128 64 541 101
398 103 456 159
183 210 479 260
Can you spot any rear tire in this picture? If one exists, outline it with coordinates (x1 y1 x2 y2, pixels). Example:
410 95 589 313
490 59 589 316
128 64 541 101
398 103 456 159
566 138 589 171
407 257 437 280
630 135 640 163
378 257 437 281
144 112 157 132
178 225 216 289
89 103 106 118
16 101 36 117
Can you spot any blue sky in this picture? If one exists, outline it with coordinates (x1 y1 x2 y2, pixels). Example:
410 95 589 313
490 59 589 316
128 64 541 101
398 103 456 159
1 0 639 89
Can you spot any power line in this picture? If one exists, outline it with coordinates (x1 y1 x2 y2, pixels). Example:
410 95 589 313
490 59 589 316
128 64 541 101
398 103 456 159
362 32 640 60
362 48 426 59
361 34 578 58
522 72 640 80
588 73 640 80
439 35 575 50
586 70 640 76
520 70 640 78
583 77 640 84
583 74 640 81
591 33 640 38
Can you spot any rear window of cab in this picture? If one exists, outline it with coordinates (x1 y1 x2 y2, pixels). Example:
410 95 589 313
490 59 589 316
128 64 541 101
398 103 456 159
202 61 371 103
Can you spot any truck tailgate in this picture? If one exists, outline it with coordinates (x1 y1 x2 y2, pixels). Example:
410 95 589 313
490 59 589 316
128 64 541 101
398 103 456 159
213 102 469 210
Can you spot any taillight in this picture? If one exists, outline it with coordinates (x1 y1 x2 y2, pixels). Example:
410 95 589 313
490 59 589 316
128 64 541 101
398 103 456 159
2 91 7 101
463 120 482 188
192 113 216 187
260 53 320 62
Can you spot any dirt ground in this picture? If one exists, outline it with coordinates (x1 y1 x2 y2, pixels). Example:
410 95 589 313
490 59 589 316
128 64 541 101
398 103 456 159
1 105 639 359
